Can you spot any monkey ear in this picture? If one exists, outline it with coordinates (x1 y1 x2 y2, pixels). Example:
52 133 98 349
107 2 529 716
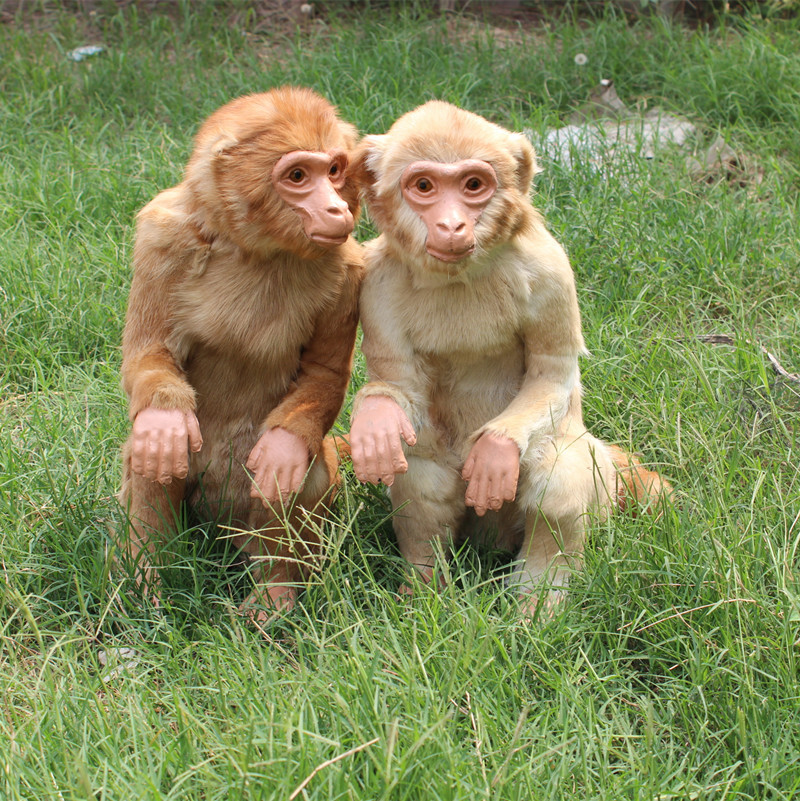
351 134 389 188
209 132 239 160
508 133 539 195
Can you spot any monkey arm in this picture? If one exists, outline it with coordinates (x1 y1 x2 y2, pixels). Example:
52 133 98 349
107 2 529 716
351 274 428 429
349 271 424 484
472 351 580 454
121 198 204 483
263 264 362 458
463 322 581 514
121 198 198 420
470 268 586 456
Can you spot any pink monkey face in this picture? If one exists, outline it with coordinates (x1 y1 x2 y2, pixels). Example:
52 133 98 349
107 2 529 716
272 149 354 247
400 159 497 262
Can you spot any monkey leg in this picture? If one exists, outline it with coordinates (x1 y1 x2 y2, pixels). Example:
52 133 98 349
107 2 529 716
118 439 186 601
512 428 617 617
389 454 466 592
234 438 340 623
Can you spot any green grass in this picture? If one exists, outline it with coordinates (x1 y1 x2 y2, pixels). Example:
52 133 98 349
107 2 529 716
1 4 799 799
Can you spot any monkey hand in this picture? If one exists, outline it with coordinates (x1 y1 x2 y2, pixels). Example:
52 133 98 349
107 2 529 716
246 427 310 507
350 395 417 486
131 407 203 484
462 432 520 517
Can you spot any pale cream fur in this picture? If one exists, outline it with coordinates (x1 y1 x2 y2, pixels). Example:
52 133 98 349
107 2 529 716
353 101 670 610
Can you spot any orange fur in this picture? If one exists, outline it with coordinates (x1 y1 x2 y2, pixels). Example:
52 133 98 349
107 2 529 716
118 88 363 614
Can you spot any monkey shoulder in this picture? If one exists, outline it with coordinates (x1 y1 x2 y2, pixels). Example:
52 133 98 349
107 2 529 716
340 236 365 272
505 233 585 353
334 238 365 305
359 244 411 321
133 185 209 280
510 228 578 301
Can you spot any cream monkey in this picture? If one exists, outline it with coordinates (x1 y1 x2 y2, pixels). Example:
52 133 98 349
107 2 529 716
349 101 670 613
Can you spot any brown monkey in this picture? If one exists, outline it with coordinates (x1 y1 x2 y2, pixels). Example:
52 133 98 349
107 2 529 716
119 87 363 621
349 101 671 614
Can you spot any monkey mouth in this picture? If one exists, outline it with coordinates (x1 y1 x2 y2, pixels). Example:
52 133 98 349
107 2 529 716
309 233 349 247
426 244 475 263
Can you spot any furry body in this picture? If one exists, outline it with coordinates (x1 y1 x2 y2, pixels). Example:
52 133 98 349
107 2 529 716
351 102 670 608
119 88 363 613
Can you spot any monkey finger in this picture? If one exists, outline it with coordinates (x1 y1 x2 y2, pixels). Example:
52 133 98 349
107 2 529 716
471 502 488 517
278 462 303 498
172 430 190 479
130 450 144 478
245 439 267 472
248 463 269 497
482 475 503 512
359 455 381 485
465 476 488 516
259 466 282 501
386 431 409 474
390 457 408 477
289 464 307 496
462 445 481 480
398 414 417 446
378 449 403 484
376 461 396 486
502 476 519 503
157 441 179 484
185 411 203 452
254 472 281 506
143 438 164 481
353 440 381 484
130 432 151 477
271 472 290 501
350 451 373 483
374 437 400 484
350 445 368 480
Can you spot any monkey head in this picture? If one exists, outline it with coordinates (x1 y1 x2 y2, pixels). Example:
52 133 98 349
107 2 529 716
184 87 360 258
354 101 539 273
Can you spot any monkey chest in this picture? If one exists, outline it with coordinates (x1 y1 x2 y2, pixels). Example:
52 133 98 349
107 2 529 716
404 284 524 360
170 257 336 370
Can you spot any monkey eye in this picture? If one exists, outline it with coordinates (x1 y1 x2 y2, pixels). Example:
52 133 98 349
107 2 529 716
328 158 347 185
415 178 433 193
465 177 483 191
288 168 306 183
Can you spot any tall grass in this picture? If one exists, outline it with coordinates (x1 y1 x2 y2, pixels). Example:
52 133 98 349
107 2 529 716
1 5 799 799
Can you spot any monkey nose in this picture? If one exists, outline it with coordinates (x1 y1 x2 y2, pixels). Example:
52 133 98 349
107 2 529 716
436 219 467 235
327 198 349 216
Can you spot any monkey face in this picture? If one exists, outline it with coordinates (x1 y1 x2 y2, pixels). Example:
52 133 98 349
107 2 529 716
354 101 538 274
183 87 360 258
400 159 497 263
272 149 354 247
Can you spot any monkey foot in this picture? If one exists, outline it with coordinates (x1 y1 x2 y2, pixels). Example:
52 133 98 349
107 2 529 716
126 567 162 609
239 583 298 629
397 566 448 599
518 588 566 620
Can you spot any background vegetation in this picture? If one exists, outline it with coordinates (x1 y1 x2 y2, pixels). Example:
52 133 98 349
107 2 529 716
1 3 799 798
